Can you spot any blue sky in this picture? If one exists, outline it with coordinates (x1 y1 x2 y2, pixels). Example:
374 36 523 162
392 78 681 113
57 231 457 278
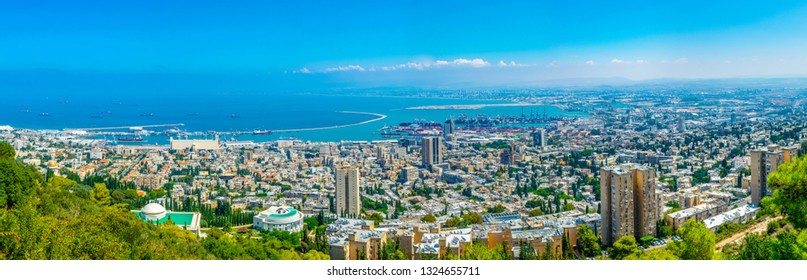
2 0 807 88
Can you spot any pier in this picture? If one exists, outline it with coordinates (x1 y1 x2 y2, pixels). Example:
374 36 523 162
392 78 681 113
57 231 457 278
270 111 387 133
65 123 185 132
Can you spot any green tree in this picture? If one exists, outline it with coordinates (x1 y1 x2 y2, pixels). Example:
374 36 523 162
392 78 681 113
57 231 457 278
420 214 436 223
624 248 679 260
768 156 807 229
461 213 483 224
691 168 710 184
667 219 715 260
445 216 462 227
301 250 329 260
0 142 15 160
737 233 772 260
487 204 506 213
528 208 544 217
91 183 112 206
609 235 639 260
577 225 600 257
367 212 384 225
0 157 41 210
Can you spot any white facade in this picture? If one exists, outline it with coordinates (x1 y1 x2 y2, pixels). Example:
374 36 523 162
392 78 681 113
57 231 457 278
141 203 167 222
253 205 304 232
170 136 220 151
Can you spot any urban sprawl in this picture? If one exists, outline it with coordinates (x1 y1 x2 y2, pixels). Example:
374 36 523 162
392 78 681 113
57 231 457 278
2 87 805 260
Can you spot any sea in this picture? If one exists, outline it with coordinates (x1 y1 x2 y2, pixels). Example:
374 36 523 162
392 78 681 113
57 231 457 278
0 93 588 143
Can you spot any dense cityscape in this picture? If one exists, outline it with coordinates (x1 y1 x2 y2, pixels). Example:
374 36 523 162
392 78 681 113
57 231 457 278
3 85 807 260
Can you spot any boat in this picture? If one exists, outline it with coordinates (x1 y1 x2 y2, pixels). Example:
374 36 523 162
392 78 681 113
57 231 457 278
117 136 144 142
140 113 154 117
230 114 241 118
252 130 272 135
38 113 49 117
18 110 29 113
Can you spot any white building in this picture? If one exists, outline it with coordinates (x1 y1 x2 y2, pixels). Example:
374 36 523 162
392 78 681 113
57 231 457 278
253 205 304 232
141 203 167 221
170 135 220 151
704 205 760 232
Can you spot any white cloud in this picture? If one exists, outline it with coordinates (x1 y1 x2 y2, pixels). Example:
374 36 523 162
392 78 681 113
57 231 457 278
445 58 490 68
309 57 497 74
585 60 595 66
636 60 647 64
674 58 688 64
293 67 312 74
381 62 428 71
611 58 626 64
546 61 558 68
324 65 366 72
498 60 529 67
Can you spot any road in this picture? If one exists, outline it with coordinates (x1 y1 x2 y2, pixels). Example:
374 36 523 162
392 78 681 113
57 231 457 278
118 152 147 180
714 216 780 252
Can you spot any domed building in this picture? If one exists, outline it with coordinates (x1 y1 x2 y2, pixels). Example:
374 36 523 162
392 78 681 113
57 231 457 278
253 205 304 233
133 201 201 235
140 203 167 222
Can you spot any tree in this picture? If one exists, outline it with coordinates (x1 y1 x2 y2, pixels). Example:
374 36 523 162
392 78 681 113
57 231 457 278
528 208 544 217
577 225 600 257
624 248 679 260
562 203 575 211
461 213 483 224
301 250 329 260
487 204 506 214
445 216 462 228
667 219 715 260
0 142 14 160
367 212 384 226
768 156 807 229
0 157 41 210
691 168 710 185
91 183 112 207
420 214 436 223
737 233 772 260
609 235 639 260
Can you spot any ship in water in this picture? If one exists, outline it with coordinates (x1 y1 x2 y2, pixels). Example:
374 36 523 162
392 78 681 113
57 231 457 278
117 136 144 142
252 130 272 135
230 114 241 118
140 113 155 117
38 113 49 117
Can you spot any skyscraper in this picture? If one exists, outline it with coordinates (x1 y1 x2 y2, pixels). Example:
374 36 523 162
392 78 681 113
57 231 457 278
500 144 515 165
335 166 360 217
600 164 660 246
421 136 443 167
750 145 799 205
532 128 546 149
443 117 455 137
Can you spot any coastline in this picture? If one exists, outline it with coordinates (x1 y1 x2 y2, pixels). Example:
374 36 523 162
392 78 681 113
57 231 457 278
271 111 387 133
405 103 563 110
